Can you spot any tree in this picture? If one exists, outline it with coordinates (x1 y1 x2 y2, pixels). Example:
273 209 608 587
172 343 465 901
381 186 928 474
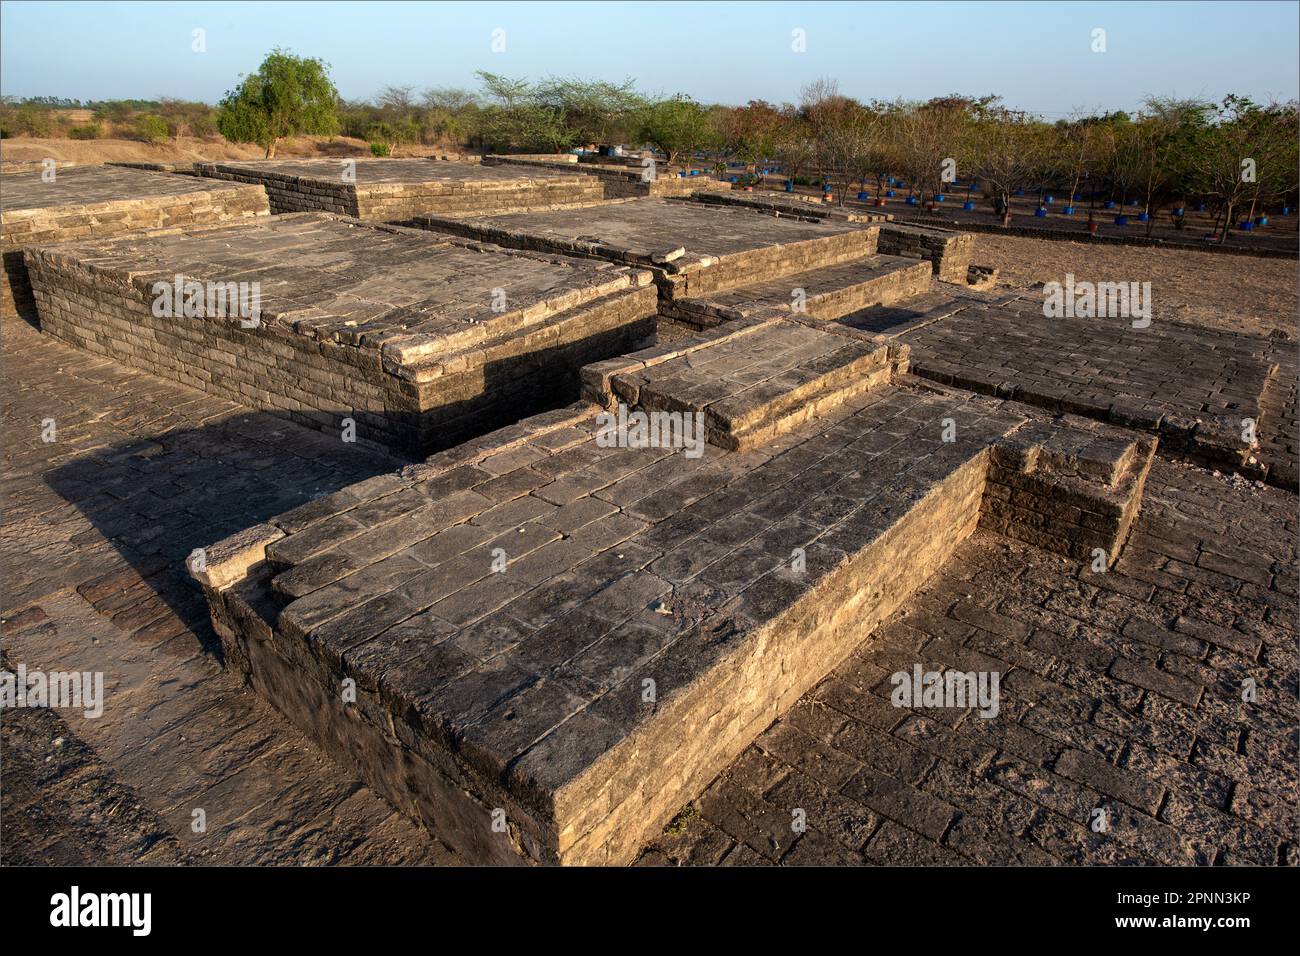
216 49 340 158
897 97 973 207
965 106 1049 224
638 95 716 167
800 79 880 205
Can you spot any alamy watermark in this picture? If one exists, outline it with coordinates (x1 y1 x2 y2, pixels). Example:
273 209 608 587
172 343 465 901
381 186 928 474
890 664 1000 719
595 403 706 458
1 663 104 718
1042 273 1151 328
151 275 261 328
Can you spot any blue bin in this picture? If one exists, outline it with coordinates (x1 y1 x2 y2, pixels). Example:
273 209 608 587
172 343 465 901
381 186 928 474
1034 207 1047 218
906 196 918 206
935 194 945 202
1104 200 1116 209
1127 199 1139 207
1255 216 1269 226
1114 215 1129 226
1239 221 1254 231
1044 195 1054 204
1173 207 1185 216
963 201 975 211
857 191 869 201
1063 206 1075 215
1282 207 1290 215
784 180 794 192
1195 204 1206 212
1014 188 1025 196
1138 212 1149 222
885 189 895 198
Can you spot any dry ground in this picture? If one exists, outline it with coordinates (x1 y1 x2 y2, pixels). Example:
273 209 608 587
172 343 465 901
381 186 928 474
0 135 468 165
976 235 1298 339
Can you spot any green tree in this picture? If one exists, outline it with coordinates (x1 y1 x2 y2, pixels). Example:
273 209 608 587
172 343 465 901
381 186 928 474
638 95 716 167
216 49 339 158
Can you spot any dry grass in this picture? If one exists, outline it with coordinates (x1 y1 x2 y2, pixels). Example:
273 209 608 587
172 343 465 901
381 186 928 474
0 135 463 164
978 234 1298 339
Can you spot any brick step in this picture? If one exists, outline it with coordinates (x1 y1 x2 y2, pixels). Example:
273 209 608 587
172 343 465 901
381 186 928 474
666 255 933 327
837 290 981 336
601 320 900 450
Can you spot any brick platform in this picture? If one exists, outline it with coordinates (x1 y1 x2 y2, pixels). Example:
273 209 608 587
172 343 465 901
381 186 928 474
0 165 269 318
25 213 657 455
484 155 732 199
191 312 1154 865
842 290 1287 481
196 159 603 220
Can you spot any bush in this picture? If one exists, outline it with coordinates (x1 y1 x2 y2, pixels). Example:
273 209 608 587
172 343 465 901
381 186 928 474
68 122 102 140
134 114 171 144
369 142 390 157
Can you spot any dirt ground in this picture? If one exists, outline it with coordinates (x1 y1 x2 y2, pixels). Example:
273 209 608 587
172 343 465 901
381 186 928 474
0 135 467 164
975 235 1299 339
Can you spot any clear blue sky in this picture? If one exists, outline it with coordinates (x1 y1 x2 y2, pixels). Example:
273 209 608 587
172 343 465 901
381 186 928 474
2 1 1297 115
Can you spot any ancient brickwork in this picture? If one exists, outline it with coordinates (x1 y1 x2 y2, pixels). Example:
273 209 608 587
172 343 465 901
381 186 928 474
196 159 604 220
191 306 1152 865
484 155 731 199
25 213 656 455
0 165 269 317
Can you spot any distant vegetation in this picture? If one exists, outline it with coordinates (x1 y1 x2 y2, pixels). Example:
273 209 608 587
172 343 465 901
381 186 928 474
4 49 1295 239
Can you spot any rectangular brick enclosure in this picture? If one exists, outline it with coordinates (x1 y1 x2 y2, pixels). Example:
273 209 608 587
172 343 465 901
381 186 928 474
417 197 963 329
196 159 604 220
193 313 1154 865
0 164 269 317
25 212 657 455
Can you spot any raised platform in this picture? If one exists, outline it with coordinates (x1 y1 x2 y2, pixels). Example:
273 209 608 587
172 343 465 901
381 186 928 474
25 212 657 455
196 159 604 220
846 290 1284 478
0 164 269 317
484 155 732 199
192 314 1154 866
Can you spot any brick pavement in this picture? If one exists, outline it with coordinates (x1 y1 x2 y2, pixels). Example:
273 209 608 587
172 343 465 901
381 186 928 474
638 460 1297 865
1 312 451 863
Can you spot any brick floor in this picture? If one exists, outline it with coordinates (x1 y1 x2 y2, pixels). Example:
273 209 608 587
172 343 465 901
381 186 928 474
1 312 451 864
638 460 1297 866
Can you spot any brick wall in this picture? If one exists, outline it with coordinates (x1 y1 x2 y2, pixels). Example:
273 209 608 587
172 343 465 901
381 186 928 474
1 184 268 318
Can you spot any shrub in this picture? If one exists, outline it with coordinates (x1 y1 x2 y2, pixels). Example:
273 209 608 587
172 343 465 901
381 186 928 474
68 122 102 140
369 141 390 157
134 114 171 144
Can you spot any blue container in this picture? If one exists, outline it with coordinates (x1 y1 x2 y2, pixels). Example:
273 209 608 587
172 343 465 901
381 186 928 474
1138 212 1149 222
1195 203 1207 212
784 180 794 192
1255 216 1268 226
1173 207 1185 216
1114 215 1129 226
1034 207 1047 218
906 196 919 206
1127 199 1138 207
963 201 976 211
1282 207 1290 215
857 191 869 201
1063 206 1075 215
935 194 945 202
1239 221 1254 231
690 169 698 176
728 176 738 184
885 189 895 198
1014 188 1025 196
1044 195 1054 204
1104 200 1115 209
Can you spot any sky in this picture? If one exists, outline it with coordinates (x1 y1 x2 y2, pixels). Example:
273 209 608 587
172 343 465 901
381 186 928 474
1 0 1297 116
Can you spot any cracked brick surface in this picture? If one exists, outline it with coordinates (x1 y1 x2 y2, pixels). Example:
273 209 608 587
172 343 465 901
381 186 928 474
637 460 1298 866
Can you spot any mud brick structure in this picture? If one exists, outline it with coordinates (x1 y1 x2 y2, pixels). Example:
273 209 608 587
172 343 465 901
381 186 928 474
839 289 1286 479
0 164 269 317
416 197 959 329
191 308 1153 866
484 155 732 199
24 213 656 455
195 159 604 220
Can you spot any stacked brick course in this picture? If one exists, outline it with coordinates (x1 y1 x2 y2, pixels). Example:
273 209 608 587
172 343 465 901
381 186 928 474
1 165 268 317
25 213 656 455
196 159 604 220
191 305 1153 865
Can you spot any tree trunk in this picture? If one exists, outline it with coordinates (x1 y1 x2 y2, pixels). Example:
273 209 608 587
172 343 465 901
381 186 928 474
265 138 279 159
